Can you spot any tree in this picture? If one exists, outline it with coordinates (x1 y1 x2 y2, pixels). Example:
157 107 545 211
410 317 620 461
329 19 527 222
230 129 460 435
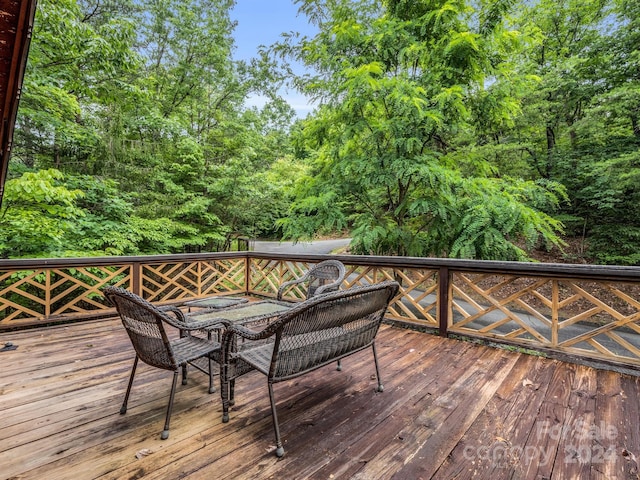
10 0 300 258
0 169 84 258
278 0 565 259
12 0 139 172
563 0 640 264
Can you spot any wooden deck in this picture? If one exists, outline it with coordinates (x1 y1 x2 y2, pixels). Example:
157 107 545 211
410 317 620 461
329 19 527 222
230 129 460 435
1 319 639 480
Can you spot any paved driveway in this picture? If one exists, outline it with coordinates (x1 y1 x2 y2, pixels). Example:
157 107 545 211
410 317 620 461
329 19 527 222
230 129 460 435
251 238 351 255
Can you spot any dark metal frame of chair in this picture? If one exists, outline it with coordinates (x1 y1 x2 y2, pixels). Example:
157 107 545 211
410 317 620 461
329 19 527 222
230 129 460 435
220 280 400 457
276 259 347 301
103 286 223 440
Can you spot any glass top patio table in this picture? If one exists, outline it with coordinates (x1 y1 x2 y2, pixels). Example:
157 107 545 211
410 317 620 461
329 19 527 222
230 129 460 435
187 300 293 327
183 296 248 310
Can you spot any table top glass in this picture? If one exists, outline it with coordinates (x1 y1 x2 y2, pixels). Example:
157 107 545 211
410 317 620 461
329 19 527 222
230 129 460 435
188 300 292 325
183 296 248 309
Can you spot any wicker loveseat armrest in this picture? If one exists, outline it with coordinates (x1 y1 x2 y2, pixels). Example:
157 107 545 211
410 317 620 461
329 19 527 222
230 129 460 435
224 323 270 341
220 311 287 353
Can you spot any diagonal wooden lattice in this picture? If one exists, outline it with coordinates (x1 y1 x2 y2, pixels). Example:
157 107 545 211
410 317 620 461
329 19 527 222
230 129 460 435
142 259 246 302
450 272 640 365
249 259 304 297
199 259 246 294
3 255 640 369
249 260 438 326
344 265 438 326
0 266 130 324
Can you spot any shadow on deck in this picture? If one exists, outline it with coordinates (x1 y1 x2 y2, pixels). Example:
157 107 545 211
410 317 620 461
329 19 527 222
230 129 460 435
1 318 639 479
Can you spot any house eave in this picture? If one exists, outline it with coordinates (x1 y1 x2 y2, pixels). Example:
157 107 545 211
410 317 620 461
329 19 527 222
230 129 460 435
0 0 37 207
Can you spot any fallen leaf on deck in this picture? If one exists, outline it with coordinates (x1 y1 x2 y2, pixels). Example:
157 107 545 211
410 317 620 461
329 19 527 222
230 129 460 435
135 449 153 459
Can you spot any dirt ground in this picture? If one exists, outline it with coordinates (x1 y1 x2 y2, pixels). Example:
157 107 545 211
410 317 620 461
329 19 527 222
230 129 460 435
528 236 593 264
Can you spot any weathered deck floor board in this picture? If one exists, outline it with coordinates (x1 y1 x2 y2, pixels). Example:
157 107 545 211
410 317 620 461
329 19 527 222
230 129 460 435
1 318 639 480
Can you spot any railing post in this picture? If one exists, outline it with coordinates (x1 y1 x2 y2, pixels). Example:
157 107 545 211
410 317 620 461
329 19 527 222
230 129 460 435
132 262 141 297
45 269 51 318
438 266 450 337
245 255 251 294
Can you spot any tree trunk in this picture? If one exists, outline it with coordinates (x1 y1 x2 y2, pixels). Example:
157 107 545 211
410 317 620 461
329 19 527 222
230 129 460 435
545 125 556 178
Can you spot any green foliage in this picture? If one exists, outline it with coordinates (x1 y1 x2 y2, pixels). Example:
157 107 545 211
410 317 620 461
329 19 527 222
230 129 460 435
8 0 303 259
0 170 84 257
14 0 138 169
280 0 566 259
5 0 639 265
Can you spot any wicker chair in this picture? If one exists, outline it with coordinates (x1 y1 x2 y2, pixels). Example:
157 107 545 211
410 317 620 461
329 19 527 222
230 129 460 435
276 259 346 301
220 280 399 457
103 286 223 440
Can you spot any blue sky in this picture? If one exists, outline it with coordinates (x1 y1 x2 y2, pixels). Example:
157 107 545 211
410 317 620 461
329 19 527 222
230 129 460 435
230 1 317 117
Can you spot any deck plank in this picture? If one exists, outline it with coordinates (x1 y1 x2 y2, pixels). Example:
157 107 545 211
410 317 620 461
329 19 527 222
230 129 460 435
1 318 639 480
432 353 558 479
228 334 473 480
121 327 427 480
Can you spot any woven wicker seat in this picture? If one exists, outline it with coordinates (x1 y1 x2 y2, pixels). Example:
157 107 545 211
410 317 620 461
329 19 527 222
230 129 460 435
220 280 399 457
276 259 346 301
103 286 223 440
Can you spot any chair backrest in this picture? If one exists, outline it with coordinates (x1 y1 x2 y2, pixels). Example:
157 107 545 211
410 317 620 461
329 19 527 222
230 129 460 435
268 281 399 379
103 286 176 370
304 259 346 298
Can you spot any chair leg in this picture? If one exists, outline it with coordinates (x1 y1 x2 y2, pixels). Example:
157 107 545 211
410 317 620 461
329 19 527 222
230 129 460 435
208 355 216 394
182 363 188 385
268 382 285 457
336 359 342 371
120 356 138 414
220 360 237 422
372 343 384 392
229 379 236 406
221 363 230 423
161 371 180 440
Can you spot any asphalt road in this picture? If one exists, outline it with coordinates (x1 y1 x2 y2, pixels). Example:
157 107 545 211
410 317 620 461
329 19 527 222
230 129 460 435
251 238 351 255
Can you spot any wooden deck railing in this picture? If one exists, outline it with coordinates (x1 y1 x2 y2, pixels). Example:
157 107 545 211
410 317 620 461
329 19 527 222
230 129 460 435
2 252 640 371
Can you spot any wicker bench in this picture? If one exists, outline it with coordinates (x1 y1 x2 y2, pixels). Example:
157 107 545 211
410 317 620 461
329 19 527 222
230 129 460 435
220 280 399 457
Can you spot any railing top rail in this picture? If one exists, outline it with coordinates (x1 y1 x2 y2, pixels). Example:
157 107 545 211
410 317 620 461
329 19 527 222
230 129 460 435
248 252 640 282
0 251 251 270
1 251 640 282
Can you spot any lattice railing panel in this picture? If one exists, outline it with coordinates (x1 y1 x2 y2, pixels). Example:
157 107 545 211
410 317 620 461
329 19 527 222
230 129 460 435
142 259 245 302
248 260 438 327
142 262 199 301
249 259 299 297
3 254 640 369
199 259 246 295
450 272 640 365
344 265 439 326
0 266 130 324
